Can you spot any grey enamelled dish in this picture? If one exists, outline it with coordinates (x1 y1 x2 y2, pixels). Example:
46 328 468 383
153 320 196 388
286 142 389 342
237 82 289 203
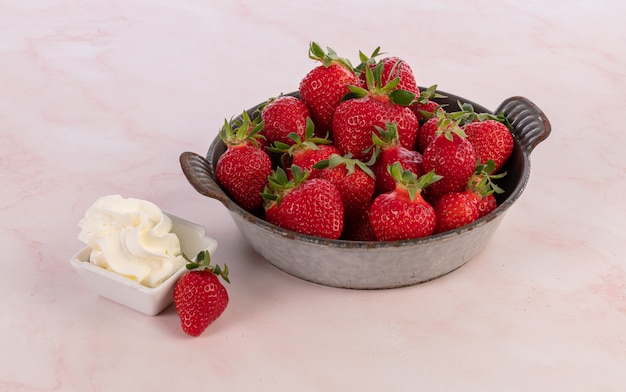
180 89 551 289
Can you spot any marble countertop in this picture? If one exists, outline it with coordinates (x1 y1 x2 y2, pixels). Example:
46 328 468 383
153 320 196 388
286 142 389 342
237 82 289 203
2 1 625 390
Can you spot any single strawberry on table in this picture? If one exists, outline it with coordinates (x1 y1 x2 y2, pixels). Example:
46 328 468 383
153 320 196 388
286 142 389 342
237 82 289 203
215 117 272 211
299 42 364 137
174 250 230 337
369 162 442 241
262 165 344 239
332 61 419 160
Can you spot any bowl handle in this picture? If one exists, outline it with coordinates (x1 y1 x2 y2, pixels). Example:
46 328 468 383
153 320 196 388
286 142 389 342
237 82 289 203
495 96 551 154
179 151 231 205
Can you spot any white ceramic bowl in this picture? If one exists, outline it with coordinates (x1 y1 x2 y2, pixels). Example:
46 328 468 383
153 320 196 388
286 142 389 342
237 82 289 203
71 213 218 315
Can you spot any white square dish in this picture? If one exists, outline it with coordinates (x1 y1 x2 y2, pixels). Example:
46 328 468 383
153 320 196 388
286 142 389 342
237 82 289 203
71 213 218 316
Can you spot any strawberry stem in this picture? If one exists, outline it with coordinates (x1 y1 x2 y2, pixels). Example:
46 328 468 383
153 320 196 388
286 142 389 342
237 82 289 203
182 250 230 284
314 153 376 179
467 159 507 197
308 41 355 71
261 165 310 208
219 111 265 148
388 162 442 202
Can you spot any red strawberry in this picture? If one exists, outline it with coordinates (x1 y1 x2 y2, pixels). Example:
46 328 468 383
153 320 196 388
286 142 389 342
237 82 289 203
476 193 497 217
216 118 272 211
314 153 376 222
413 100 440 123
416 116 438 153
434 191 480 233
434 159 507 233
332 62 419 160
261 95 311 146
356 48 420 98
380 57 420 98
268 118 339 179
174 250 230 337
416 106 449 153
463 119 514 172
291 143 340 179
371 122 422 195
422 121 476 202
411 84 446 123
299 42 363 136
369 163 441 241
362 55 420 99
227 111 267 150
466 159 506 217
262 166 344 239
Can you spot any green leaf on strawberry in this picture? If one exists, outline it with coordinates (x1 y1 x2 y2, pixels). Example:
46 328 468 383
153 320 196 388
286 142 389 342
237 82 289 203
388 162 441 202
309 41 355 71
314 153 376 179
468 159 507 197
182 250 230 284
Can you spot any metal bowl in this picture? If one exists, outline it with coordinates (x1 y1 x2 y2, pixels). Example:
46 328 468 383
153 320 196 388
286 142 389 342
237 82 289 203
180 90 551 289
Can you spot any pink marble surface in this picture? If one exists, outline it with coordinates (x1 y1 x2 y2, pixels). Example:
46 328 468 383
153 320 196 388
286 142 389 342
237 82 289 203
2 1 625 390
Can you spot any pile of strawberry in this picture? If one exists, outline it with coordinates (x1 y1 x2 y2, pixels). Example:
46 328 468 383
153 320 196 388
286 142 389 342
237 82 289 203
215 42 514 242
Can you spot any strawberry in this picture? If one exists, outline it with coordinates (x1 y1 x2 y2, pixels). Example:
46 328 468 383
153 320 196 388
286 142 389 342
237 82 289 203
434 191 480 233
416 116 439 153
369 163 441 241
412 84 446 123
216 117 272 211
299 42 363 136
434 159 507 233
261 95 311 146
314 153 376 223
262 166 344 239
174 250 230 337
332 62 418 160
268 118 339 179
445 102 514 173
416 106 449 153
422 120 476 202
463 119 514 173
356 48 420 98
379 56 420 99
291 143 341 179
466 159 506 217
226 110 267 150
371 122 422 195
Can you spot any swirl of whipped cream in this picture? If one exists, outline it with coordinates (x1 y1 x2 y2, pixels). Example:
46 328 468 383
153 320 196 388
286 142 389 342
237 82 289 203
78 195 185 288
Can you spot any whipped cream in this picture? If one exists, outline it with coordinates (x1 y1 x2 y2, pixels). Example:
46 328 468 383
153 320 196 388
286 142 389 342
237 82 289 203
78 195 185 288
